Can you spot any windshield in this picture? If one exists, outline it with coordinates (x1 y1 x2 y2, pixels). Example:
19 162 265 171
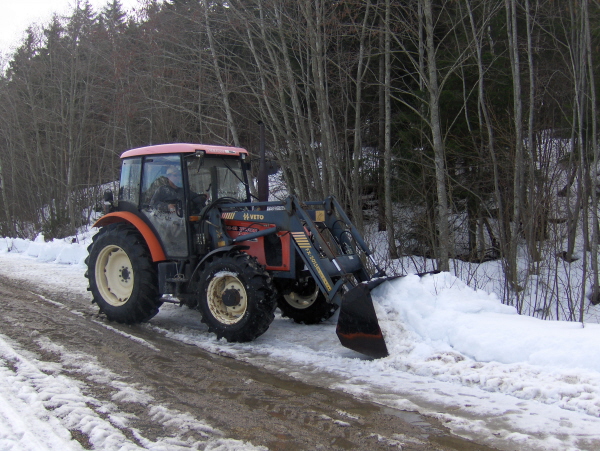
186 155 248 203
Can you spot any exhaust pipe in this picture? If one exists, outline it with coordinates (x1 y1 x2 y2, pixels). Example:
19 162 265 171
258 121 269 203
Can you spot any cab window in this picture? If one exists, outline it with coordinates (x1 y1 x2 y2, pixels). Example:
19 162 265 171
140 155 182 207
186 155 248 203
118 157 141 205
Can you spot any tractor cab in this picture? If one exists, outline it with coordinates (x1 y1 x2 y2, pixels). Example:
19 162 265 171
113 143 250 259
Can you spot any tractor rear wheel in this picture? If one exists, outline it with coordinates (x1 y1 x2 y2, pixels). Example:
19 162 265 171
275 278 338 325
196 251 277 342
86 223 162 323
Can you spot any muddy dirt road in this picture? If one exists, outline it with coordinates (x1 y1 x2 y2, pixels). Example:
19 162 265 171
0 274 494 450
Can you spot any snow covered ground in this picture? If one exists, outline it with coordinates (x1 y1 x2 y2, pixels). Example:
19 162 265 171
2 233 600 450
0 332 262 451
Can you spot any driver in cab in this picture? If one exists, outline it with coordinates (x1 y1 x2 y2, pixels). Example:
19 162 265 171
151 166 207 214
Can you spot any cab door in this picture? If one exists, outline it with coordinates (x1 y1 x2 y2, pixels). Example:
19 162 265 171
139 154 188 258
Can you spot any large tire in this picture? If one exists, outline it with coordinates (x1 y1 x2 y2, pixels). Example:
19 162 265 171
196 251 276 342
275 278 338 325
85 223 162 324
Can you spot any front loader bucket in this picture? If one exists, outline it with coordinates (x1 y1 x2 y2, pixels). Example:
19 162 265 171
336 278 391 359
336 272 439 358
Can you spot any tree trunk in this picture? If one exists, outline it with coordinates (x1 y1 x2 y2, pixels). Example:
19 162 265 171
505 0 525 308
423 0 450 271
465 0 509 300
584 0 599 313
384 0 398 260
377 25 386 233
203 0 240 147
350 1 372 230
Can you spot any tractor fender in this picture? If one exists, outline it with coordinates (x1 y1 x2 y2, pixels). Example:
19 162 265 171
93 212 167 262
190 244 251 282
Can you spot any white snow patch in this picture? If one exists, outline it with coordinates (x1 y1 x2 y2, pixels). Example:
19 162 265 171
214 271 239 278
2 234 600 449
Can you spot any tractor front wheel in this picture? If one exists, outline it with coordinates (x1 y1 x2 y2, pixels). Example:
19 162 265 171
275 278 338 325
196 252 277 342
86 223 162 323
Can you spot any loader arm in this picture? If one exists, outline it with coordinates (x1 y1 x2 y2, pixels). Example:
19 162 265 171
285 197 389 358
210 195 390 358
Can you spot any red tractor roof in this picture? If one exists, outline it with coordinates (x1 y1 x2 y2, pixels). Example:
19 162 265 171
120 143 248 159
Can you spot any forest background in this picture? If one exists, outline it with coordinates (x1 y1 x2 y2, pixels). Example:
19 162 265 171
1 0 599 323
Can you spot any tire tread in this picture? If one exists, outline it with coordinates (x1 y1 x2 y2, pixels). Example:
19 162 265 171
86 223 161 324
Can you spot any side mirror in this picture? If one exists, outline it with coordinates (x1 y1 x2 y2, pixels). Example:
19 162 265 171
103 190 114 214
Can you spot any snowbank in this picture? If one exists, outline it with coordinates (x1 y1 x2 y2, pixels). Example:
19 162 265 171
0 234 90 266
375 273 600 372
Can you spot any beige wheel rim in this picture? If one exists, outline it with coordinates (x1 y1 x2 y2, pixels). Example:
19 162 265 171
283 285 319 310
207 274 247 325
95 245 134 306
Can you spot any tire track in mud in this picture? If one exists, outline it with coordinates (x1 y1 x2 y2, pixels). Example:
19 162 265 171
0 274 495 450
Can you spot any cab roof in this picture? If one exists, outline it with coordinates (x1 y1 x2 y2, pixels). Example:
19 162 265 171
120 143 248 159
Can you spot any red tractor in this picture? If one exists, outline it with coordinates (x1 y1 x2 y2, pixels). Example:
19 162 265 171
86 143 390 358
